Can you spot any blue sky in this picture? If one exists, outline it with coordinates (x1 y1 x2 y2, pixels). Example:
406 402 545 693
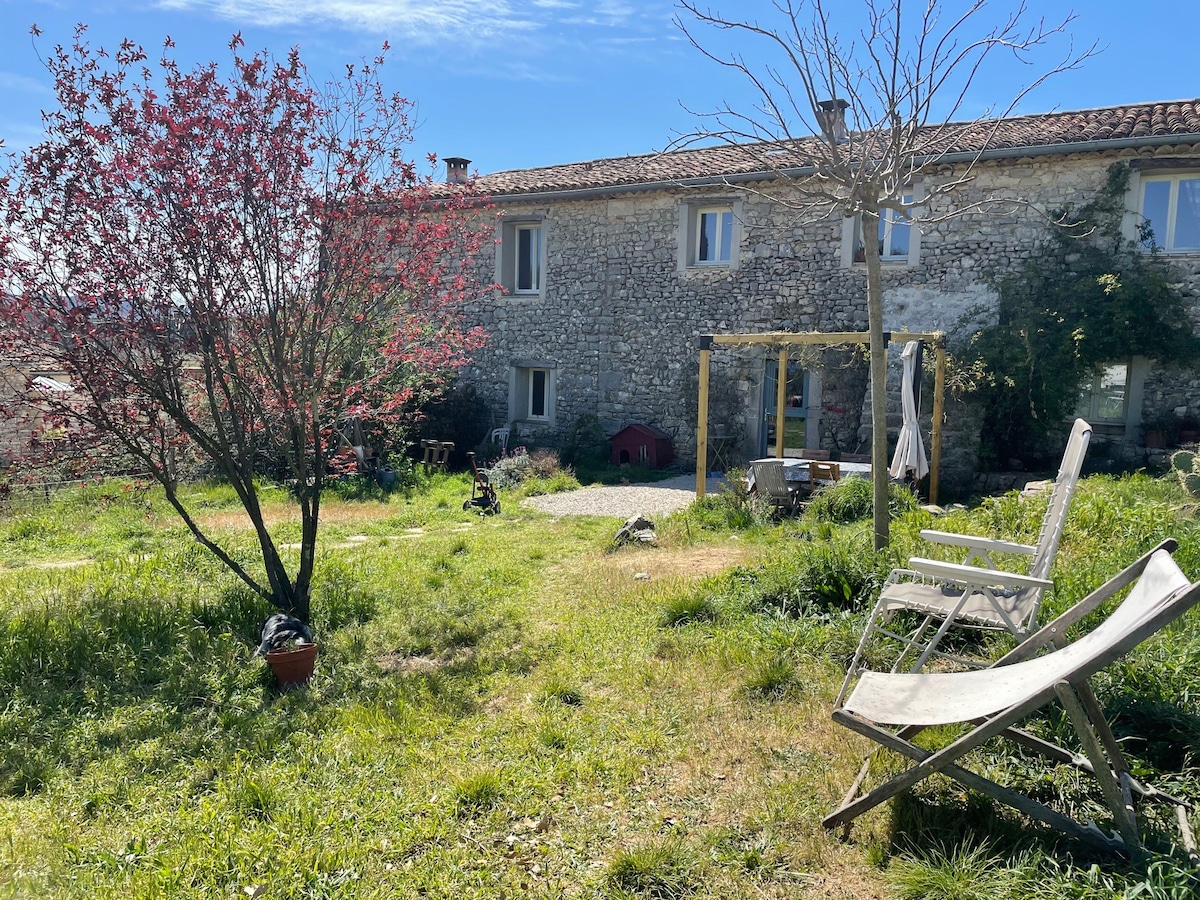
0 1 1195 178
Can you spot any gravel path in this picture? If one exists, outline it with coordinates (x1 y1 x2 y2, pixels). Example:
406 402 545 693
521 473 729 519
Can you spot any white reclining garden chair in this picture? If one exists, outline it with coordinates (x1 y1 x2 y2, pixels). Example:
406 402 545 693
825 542 1200 855
839 419 1092 701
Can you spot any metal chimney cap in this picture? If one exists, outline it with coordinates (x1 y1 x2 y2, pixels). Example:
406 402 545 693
444 157 472 184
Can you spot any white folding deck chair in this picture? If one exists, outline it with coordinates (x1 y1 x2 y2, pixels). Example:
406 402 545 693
839 419 1092 699
826 543 1200 855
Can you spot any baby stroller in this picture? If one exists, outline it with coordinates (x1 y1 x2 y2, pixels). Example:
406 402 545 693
463 452 500 515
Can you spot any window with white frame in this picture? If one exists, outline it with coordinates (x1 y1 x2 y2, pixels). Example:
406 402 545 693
1140 173 1200 253
498 220 545 295
1076 362 1129 423
515 224 542 292
510 363 555 424
679 200 742 270
851 196 913 263
696 207 734 264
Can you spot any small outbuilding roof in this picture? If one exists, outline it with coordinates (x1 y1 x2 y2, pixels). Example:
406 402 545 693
612 423 672 441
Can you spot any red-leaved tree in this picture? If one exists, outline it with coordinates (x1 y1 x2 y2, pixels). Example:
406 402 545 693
0 27 490 622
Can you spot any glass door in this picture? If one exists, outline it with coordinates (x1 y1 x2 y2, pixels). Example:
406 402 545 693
763 359 808 456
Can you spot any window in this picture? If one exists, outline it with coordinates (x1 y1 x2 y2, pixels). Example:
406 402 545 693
852 197 912 262
510 362 556 425
842 193 919 267
1076 363 1129 423
678 199 742 271
696 207 734 264
498 219 545 295
515 224 542 292
1140 173 1200 253
528 368 548 419
878 202 912 259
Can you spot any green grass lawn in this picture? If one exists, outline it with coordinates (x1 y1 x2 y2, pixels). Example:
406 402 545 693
2 471 1200 898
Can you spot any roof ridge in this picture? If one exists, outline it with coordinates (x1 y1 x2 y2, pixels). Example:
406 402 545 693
478 98 1200 180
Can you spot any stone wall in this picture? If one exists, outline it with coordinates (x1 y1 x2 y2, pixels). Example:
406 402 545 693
458 147 1200 488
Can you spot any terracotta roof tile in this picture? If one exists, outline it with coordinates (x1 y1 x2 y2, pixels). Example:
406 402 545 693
458 99 1200 199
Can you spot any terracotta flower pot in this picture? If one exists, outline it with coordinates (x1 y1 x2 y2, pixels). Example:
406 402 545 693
265 643 318 689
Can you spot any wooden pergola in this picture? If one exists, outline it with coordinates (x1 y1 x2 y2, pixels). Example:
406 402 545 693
696 330 947 504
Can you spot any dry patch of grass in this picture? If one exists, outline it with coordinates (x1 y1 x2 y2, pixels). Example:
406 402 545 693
193 498 403 532
607 543 750 581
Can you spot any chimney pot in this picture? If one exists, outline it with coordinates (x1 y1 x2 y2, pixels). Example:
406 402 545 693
816 99 850 143
444 157 471 184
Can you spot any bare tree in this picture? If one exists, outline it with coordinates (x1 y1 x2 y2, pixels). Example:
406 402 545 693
674 0 1098 548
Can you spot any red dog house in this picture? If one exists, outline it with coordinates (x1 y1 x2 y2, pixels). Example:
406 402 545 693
610 423 673 469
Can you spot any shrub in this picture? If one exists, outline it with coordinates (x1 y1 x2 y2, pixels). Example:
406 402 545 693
485 449 537 490
561 414 610 468
804 477 919 525
715 538 883 616
484 447 580 497
685 473 774 531
418 382 489 468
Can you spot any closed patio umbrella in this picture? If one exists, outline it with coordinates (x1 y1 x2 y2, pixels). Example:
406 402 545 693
889 340 929 482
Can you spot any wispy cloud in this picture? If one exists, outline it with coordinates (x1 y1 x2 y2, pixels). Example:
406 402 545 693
156 0 538 43
0 70 53 98
155 0 675 76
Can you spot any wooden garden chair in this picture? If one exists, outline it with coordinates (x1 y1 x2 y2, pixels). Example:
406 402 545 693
750 460 799 515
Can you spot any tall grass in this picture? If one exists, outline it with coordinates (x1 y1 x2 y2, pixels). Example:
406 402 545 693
4 472 1200 898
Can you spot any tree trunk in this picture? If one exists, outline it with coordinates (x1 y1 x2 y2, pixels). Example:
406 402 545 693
861 206 890 550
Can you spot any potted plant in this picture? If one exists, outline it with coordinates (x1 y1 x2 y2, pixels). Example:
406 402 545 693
258 613 317 689
265 640 318 689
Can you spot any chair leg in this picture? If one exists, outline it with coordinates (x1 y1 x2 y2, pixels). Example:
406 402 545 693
825 712 1127 853
1054 682 1142 854
839 597 890 706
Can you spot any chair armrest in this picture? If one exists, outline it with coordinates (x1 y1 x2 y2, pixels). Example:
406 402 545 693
906 557 1053 591
919 530 1038 556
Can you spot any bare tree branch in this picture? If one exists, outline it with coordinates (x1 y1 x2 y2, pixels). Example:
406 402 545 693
670 0 1100 548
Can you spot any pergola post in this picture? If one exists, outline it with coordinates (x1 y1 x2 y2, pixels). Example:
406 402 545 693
696 335 712 498
774 347 788 458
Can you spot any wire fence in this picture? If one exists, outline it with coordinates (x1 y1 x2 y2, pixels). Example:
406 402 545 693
0 471 158 512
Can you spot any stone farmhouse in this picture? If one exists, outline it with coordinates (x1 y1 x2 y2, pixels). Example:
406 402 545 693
452 100 1200 489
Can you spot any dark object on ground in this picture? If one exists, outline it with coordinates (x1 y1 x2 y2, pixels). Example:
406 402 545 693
463 451 501 515
258 613 314 655
613 515 657 547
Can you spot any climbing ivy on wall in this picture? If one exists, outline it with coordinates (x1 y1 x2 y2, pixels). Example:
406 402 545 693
957 162 1200 469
